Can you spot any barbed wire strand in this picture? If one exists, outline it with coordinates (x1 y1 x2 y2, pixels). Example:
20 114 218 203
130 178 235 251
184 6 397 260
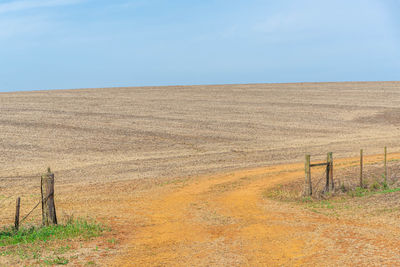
20 192 53 224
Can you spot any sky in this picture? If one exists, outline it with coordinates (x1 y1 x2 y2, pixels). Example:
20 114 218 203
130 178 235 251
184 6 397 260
0 0 400 92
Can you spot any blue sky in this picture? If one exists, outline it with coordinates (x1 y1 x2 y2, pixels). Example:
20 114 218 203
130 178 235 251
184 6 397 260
0 0 399 92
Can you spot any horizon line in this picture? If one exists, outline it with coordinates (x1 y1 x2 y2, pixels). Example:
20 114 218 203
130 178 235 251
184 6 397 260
1 80 400 94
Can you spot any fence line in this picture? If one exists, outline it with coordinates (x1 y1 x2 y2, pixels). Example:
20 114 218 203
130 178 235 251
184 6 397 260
304 147 393 196
0 168 57 230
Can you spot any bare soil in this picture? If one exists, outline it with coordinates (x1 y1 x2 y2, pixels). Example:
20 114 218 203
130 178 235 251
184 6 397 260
1 81 400 265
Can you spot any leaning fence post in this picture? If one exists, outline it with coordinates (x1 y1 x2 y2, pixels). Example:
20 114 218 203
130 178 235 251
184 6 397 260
41 168 57 226
384 146 387 183
15 197 20 231
304 155 312 196
328 152 334 191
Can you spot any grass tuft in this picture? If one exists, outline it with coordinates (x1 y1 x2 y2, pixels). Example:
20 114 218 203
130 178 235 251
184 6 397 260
43 256 69 265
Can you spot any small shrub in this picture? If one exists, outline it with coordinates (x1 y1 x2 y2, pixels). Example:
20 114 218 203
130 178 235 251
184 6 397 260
370 181 381 191
381 181 389 190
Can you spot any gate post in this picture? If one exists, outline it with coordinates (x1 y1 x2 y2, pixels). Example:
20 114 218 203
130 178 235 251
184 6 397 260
304 155 312 196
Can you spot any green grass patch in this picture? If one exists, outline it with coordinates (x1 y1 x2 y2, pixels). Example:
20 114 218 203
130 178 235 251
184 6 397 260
374 187 400 194
0 218 107 265
347 185 400 198
0 219 104 247
300 186 400 217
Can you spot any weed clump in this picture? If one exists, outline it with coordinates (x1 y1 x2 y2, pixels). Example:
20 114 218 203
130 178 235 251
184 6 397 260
369 181 381 191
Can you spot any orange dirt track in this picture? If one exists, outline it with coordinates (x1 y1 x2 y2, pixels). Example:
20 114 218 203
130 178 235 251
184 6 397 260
105 154 400 266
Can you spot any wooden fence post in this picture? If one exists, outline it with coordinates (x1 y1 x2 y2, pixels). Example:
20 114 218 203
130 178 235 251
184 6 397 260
328 152 334 191
15 197 20 231
384 146 387 183
304 155 312 196
324 153 330 193
41 168 57 226
360 149 363 188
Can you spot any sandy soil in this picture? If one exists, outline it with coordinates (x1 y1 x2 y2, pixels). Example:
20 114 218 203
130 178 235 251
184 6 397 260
2 81 400 265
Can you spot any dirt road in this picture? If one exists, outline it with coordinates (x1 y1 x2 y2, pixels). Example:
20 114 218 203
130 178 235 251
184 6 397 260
106 155 400 266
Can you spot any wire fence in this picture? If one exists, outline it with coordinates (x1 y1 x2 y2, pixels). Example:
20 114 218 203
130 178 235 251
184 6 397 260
0 194 43 228
304 148 400 197
0 170 56 229
2 147 400 229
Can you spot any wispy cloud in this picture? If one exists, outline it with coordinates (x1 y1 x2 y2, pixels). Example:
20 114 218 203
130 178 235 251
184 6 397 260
0 0 85 40
252 0 395 43
0 0 83 14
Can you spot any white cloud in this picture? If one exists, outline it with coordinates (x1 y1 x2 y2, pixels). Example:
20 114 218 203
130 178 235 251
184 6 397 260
0 0 83 14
